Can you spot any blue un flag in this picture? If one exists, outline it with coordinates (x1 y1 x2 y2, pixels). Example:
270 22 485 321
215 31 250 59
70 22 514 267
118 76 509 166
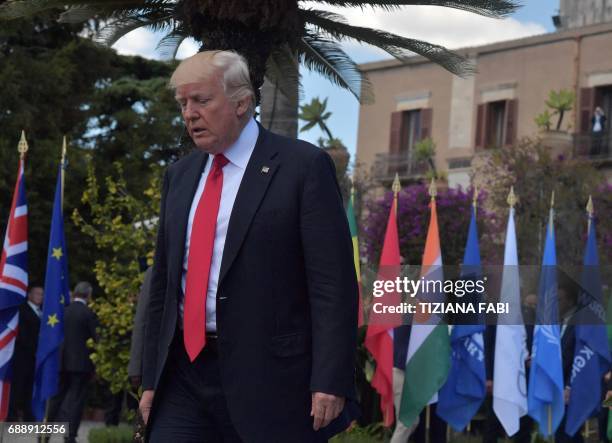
437 205 486 431
32 166 70 420
565 208 611 436
528 207 564 436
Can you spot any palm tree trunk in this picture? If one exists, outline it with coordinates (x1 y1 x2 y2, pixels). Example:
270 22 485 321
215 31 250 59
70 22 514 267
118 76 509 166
260 70 298 138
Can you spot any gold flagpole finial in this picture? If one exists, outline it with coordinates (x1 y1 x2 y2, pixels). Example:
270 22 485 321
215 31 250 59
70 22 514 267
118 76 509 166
392 174 401 216
392 173 401 196
350 176 355 201
472 185 478 209
18 130 29 159
61 136 67 165
586 195 594 217
586 195 594 231
428 177 437 200
507 186 517 208
550 190 555 209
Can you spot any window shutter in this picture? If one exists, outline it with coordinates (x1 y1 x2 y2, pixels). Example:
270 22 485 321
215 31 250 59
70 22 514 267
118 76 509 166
389 111 403 154
475 104 486 150
419 108 433 140
580 88 594 134
504 99 518 146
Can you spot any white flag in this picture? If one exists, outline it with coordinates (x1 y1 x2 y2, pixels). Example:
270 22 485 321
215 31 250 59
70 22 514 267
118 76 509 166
493 207 528 436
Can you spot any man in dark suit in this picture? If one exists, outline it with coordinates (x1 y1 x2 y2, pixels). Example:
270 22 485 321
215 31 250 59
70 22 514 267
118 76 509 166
8 286 43 421
49 281 98 443
139 50 358 443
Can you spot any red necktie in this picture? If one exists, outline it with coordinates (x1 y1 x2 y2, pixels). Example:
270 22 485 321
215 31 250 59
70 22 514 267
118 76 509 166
184 154 229 361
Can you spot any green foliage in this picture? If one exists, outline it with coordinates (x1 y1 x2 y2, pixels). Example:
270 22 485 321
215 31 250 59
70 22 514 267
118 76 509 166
414 137 439 178
73 162 161 394
88 425 133 443
544 89 575 131
330 422 390 442
0 14 182 286
534 109 553 132
475 137 610 266
299 97 334 140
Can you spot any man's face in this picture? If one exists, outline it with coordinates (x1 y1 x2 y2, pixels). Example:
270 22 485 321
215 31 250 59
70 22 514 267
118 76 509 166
175 73 247 154
28 287 43 306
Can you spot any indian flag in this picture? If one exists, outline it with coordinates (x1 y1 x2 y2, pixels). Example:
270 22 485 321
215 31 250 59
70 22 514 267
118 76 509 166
346 191 364 327
365 195 402 426
399 197 450 427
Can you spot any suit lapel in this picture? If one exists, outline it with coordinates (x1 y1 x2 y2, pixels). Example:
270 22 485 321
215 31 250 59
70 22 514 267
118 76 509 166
168 151 208 289
219 127 279 285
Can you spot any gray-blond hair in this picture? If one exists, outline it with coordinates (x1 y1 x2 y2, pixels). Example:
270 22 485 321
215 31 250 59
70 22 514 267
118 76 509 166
170 50 255 117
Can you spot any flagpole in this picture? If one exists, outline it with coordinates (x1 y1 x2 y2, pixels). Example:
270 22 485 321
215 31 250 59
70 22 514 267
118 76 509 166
60 136 67 211
425 178 435 443
548 190 554 443
426 404 431 443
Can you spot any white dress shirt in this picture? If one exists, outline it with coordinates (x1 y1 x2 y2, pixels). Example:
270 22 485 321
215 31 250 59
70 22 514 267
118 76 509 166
27 301 42 318
180 118 259 332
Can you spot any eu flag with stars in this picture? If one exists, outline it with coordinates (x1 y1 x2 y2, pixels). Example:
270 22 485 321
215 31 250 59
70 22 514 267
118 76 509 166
528 207 564 436
32 166 70 420
437 204 486 431
565 206 611 436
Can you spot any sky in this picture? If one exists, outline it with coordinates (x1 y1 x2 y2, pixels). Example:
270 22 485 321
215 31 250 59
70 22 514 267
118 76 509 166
112 0 560 158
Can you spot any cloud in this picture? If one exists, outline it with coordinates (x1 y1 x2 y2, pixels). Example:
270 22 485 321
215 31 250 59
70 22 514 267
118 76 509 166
113 29 199 60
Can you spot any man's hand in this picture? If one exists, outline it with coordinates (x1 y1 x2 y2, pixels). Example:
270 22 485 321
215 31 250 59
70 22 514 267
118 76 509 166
310 392 345 431
486 380 493 395
139 390 155 425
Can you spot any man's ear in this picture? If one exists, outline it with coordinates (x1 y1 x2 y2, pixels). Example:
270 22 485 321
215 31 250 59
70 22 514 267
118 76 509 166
235 96 251 118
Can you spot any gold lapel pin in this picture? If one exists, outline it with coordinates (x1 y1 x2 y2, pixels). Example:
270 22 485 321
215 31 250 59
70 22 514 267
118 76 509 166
261 166 270 174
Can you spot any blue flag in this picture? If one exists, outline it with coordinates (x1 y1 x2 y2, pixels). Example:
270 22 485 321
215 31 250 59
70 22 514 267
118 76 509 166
528 208 564 436
32 166 70 420
565 209 611 436
437 205 486 431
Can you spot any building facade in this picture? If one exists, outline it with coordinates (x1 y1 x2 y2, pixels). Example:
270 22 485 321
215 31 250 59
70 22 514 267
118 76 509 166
356 21 612 189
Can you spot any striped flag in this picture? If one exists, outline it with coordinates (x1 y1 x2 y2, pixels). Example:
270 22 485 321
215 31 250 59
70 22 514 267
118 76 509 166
493 202 527 436
399 195 450 427
0 156 28 420
364 194 402 426
346 190 364 327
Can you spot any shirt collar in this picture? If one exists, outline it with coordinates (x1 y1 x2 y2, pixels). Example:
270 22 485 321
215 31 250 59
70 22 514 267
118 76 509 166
27 301 42 316
74 297 87 305
221 118 259 170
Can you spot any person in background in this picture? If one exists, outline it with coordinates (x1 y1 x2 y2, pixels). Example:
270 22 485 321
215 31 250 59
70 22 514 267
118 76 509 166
49 281 98 443
8 286 43 421
591 106 607 156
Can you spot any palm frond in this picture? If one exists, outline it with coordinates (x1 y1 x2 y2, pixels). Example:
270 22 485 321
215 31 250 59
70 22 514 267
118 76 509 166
310 0 520 18
96 9 174 46
156 26 188 59
0 0 146 20
265 45 302 100
302 8 475 77
298 32 373 104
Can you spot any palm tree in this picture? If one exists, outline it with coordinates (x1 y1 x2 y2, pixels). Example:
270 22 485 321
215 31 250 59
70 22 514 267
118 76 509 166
299 97 334 141
0 0 519 137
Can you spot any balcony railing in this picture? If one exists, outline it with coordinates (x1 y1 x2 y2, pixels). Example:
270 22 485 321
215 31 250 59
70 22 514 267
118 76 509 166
372 152 429 182
573 133 612 161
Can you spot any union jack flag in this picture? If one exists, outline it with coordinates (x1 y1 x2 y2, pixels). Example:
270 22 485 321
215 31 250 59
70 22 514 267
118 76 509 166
0 158 28 420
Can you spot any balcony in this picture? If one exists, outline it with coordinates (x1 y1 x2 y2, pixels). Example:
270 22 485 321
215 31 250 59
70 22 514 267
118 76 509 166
573 133 612 163
372 152 429 183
